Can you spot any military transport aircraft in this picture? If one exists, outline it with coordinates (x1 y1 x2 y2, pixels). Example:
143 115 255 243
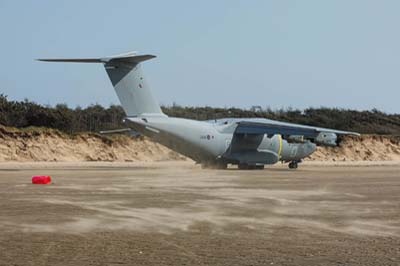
39 52 359 169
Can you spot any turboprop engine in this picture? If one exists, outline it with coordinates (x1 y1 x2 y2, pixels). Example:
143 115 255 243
315 132 337 147
286 135 305 143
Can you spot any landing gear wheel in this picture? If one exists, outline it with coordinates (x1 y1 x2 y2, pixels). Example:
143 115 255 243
238 164 265 170
215 162 228 169
288 161 298 169
201 161 227 169
238 163 249 170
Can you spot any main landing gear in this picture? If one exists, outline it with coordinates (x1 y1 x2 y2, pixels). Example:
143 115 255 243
238 164 265 170
288 160 301 169
201 161 227 169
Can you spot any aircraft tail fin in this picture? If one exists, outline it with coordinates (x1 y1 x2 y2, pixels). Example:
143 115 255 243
38 51 165 117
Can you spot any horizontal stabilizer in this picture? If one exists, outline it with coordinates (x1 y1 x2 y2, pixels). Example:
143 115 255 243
37 51 156 64
99 128 132 134
38 58 103 63
99 128 141 137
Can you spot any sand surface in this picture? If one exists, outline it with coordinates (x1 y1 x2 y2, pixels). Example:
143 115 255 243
0 161 399 265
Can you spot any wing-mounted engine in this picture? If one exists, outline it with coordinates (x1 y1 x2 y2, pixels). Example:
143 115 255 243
285 132 338 147
314 132 337 147
286 135 305 143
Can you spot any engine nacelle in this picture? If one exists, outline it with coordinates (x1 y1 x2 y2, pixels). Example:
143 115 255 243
315 132 337 147
286 135 305 143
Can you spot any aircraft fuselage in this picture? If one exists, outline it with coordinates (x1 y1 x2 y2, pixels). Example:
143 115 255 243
126 116 316 167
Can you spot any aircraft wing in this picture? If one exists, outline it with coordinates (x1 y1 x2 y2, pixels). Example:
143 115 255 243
235 119 359 137
227 118 359 147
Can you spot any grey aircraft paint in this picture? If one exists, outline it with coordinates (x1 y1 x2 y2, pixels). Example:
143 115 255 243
38 52 359 169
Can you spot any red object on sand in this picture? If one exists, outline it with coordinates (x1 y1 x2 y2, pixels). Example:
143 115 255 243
32 176 52 185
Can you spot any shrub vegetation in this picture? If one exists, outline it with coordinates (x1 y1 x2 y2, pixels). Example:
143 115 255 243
1 95 399 134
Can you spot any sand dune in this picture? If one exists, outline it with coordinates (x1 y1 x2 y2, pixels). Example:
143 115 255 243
0 126 185 162
308 135 400 162
0 126 399 162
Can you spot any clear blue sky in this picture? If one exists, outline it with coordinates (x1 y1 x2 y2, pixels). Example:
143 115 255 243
1 0 399 113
